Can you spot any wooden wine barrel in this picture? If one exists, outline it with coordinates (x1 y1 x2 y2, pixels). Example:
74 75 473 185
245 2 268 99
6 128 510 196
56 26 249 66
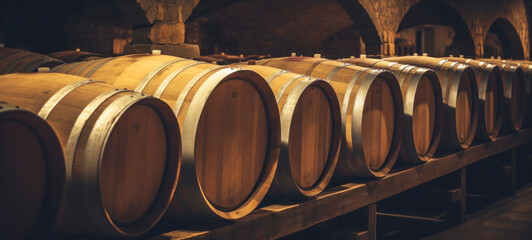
0 47 64 74
52 54 281 220
232 64 342 198
0 102 65 239
480 59 532 126
441 57 504 140
256 56 403 179
338 58 443 162
0 73 180 238
47 50 103 63
478 59 526 132
385 56 479 150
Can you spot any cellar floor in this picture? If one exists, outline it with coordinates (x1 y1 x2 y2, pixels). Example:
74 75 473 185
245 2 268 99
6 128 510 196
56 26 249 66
425 182 532 240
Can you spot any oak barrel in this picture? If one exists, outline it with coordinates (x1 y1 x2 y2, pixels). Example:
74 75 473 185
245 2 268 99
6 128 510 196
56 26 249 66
338 58 443 162
47 50 103 63
0 102 65 239
478 59 526 132
52 54 281 220
385 56 479 150
233 64 342 198
256 56 403 179
0 47 64 74
0 73 180 237
480 59 532 126
441 57 504 140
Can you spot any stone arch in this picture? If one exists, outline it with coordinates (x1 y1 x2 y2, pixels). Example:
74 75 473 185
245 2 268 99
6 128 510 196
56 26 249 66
334 0 383 55
396 0 476 57
185 0 371 58
484 18 524 59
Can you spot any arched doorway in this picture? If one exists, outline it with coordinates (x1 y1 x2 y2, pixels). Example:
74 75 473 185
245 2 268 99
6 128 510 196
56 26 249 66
484 18 524 59
396 0 475 57
334 0 382 55
185 0 380 58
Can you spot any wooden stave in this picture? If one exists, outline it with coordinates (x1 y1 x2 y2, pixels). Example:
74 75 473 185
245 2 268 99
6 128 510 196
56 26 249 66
478 59 526 132
52 55 281 220
0 73 181 237
0 47 64 74
0 102 66 239
233 64 342 198
385 56 479 151
256 57 403 179
338 58 443 163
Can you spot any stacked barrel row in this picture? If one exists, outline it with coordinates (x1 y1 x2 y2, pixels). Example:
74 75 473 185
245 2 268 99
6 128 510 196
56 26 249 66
1 50 339 238
1 46 530 239
0 74 182 238
0 47 65 74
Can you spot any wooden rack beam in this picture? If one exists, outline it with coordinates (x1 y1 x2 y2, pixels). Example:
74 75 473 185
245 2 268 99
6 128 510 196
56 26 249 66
153 128 532 240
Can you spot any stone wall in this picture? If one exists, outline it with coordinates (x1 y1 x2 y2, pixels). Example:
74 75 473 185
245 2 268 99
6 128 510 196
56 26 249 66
1 0 529 59
353 0 529 58
1 0 132 55
185 0 530 59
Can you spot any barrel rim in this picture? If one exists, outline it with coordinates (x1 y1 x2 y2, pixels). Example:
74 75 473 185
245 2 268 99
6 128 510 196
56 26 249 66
51 61 84 74
401 68 443 162
508 66 526 131
350 70 403 178
479 63 504 139
380 57 480 150
2 53 37 74
0 50 64 74
254 58 401 178
72 59 101 76
25 58 65 72
82 93 181 237
178 68 280 220
239 63 340 196
0 103 66 237
278 78 342 197
450 65 479 149
0 47 25 62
